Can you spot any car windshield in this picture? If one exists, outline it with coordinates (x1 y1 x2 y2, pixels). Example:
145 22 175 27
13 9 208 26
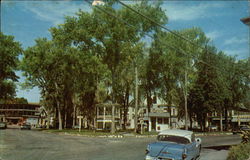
157 135 190 144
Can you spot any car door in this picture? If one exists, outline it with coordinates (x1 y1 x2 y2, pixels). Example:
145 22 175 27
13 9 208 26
187 141 196 159
187 134 198 159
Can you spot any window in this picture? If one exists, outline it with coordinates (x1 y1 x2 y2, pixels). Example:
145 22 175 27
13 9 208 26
163 118 169 124
157 135 190 144
106 107 112 115
191 133 195 142
98 107 104 115
157 118 163 124
153 96 157 104
172 109 175 116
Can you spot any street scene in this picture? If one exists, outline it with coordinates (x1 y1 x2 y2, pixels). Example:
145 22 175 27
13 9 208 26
0 129 242 160
1 0 250 160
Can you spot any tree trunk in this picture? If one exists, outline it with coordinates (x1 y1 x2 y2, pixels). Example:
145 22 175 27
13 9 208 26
225 107 228 131
73 104 76 127
57 104 62 130
54 82 62 130
184 68 188 130
72 95 77 127
169 106 172 128
111 105 115 134
64 109 67 129
134 66 138 133
111 69 116 134
189 113 193 129
123 84 129 130
46 112 50 129
220 112 223 132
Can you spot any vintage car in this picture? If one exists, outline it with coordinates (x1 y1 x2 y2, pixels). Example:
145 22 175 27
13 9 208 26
20 123 31 130
232 125 250 134
145 129 201 160
0 122 7 129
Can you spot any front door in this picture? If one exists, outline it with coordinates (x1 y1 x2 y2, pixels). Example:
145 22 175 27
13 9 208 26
151 117 156 130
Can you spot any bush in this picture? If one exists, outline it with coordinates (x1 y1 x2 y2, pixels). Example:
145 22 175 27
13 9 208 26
241 130 250 144
227 143 250 160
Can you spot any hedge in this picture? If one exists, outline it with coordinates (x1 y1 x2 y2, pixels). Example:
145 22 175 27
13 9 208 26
227 143 250 160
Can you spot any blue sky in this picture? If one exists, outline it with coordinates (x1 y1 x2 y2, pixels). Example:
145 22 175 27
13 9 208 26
1 0 249 103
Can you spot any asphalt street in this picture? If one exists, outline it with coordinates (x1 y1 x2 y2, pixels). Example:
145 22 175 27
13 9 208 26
0 129 241 160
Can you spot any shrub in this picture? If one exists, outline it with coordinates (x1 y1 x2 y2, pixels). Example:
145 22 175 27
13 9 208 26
227 143 250 160
241 130 250 144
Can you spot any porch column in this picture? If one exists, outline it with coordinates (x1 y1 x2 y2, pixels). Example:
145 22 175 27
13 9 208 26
149 117 152 132
103 106 106 129
156 117 158 131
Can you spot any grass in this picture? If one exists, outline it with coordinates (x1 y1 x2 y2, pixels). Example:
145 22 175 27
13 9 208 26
42 128 232 137
44 129 120 136
42 128 159 137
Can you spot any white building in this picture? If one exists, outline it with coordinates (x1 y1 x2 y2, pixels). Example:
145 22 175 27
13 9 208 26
126 96 185 132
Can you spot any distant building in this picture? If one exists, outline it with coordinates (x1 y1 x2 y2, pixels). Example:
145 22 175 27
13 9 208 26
96 103 121 130
0 103 44 126
145 104 181 132
126 96 185 132
208 107 250 130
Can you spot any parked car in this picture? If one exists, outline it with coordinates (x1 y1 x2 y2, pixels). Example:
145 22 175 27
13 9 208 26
0 122 7 129
21 123 31 130
232 125 250 134
145 129 201 160
72 125 81 129
208 125 218 131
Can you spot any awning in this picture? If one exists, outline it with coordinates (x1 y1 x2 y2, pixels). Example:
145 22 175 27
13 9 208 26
148 112 170 118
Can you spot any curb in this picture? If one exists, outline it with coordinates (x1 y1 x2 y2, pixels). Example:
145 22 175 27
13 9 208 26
49 131 158 138
43 130 233 138
195 132 233 136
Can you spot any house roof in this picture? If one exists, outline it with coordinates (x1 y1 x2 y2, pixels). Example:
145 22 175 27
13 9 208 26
96 103 121 107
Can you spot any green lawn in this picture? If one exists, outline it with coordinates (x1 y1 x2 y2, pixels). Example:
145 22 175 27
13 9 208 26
42 129 159 137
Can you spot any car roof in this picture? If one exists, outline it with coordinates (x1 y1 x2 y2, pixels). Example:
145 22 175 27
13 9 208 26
158 129 193 142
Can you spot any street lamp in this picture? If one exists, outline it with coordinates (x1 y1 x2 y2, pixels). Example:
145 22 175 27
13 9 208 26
240 16 250 58
92 0 105 6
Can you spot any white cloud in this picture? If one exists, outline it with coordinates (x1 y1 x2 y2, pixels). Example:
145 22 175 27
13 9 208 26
223 48 249 59
22 1 91 26
224 37 248 45
163 2 224 22
206 31 222 40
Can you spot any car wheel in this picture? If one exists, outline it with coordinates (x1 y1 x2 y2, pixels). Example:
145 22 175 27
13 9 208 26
194 145 201 160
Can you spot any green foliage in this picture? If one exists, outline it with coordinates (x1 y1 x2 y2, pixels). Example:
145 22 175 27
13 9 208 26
227 143 250 160
1 97 28 104
19 1 249 132
0 32 22 100
146 28 208 110
241 129 250 144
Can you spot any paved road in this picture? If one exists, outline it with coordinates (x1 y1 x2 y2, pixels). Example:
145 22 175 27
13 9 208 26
0 129 241 160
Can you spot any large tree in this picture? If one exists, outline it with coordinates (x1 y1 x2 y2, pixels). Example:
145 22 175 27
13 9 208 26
147 28 208 129
21 38 106 130
0 32 22 102
49 1 167 132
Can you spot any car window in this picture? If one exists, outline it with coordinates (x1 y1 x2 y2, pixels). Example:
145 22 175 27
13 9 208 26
191 133 195 142
157 135 190 144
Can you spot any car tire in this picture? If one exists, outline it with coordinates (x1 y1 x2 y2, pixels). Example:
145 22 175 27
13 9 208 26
195 145 201 160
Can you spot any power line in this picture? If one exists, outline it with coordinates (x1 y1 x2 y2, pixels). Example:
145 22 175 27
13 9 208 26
85 0 221 70
117 0 205 51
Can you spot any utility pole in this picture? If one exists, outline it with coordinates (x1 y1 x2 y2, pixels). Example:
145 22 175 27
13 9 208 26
184 68 188 130
240 0 250 58
134 65 138 133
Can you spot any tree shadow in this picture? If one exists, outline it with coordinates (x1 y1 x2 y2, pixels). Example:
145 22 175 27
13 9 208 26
203 145 235 151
